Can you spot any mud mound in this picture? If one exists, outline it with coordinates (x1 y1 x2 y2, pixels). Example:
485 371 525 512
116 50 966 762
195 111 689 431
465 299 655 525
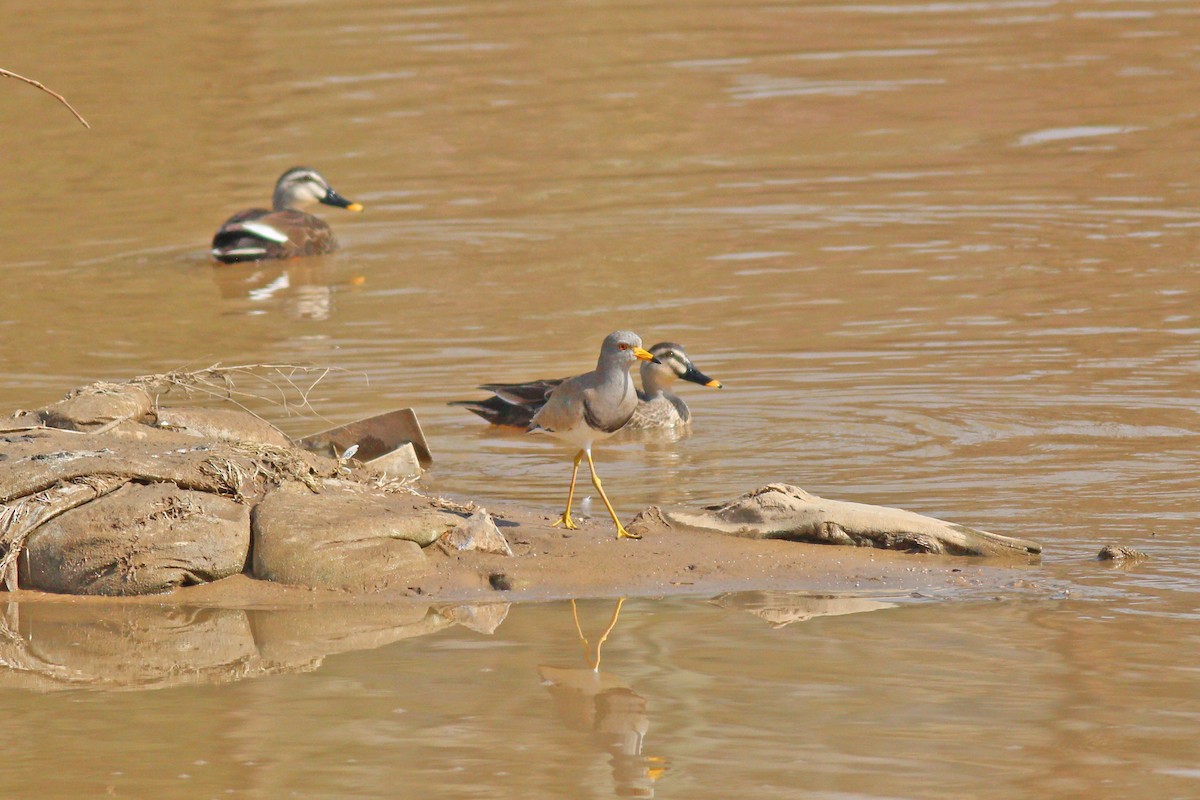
2 377 1042 602
1 379 489 596
251 482 461 591
21 482 250 595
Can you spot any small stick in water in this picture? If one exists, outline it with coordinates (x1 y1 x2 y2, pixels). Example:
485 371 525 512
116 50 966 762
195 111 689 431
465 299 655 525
1 67 90 129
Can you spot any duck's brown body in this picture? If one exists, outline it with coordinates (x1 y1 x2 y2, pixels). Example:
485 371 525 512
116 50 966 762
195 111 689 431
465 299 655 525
212 208 338 263
210 167 361 264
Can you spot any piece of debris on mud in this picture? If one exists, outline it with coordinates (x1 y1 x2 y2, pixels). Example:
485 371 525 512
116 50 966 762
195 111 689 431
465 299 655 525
438 509 513 556
1097 545 1148 562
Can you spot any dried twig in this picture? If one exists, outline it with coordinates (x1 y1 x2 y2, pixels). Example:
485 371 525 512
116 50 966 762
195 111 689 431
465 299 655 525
1 67 89 129
125 363 366 428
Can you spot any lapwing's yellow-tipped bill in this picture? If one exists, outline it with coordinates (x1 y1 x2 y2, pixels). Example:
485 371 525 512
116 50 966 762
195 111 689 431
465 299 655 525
633 346 659 363
682 363 722 389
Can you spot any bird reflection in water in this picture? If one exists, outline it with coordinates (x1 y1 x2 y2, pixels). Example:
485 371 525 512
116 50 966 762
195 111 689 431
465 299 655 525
538 598 668 798
208 259 367 321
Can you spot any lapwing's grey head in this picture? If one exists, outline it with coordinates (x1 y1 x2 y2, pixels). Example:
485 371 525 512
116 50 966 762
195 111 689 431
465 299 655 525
645 342 722 388
600 330 659 367
273 166 364 213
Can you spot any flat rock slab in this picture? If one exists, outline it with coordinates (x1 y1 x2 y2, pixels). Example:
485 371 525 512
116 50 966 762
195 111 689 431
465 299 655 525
20 482 250 595
0 425 333 505
37 384 153 432
154 407 293 449
660 483 1041 558
251 481 463 591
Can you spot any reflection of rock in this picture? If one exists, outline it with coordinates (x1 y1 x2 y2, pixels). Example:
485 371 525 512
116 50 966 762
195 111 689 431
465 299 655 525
664 483 1042 557
437 602 510 634
712 591 897 628
0 602 260 691
248 603 452 666
0 596 460 692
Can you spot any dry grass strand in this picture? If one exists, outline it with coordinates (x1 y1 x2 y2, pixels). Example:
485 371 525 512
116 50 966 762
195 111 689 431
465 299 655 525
126 363 366 430
2 67 90 128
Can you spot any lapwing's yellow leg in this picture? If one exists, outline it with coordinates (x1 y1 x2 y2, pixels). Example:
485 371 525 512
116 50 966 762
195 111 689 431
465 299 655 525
571 597 626 671
590 597 625 671
584 449 641 539
553 450 584 530
571 599 589 656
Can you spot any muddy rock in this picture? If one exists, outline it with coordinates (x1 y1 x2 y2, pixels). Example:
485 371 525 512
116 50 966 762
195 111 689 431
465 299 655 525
0 425 333 507
19 482 251 595
664 483 1041 557
251 481 461 591
154 407 293 449
1097 545 1148 562
37 384 153 432
438 509 514 556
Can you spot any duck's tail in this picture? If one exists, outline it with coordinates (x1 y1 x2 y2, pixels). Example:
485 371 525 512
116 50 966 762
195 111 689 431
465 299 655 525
448 397 537 429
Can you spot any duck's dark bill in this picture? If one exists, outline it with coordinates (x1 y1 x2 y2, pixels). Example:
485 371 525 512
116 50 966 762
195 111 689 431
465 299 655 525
322 187 364 211
682 365 722 388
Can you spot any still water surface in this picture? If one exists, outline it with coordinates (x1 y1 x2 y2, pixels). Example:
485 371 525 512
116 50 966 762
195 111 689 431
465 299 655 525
1 0 1198 797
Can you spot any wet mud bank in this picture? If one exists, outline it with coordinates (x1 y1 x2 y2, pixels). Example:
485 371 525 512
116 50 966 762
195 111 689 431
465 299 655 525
1 378 1042 604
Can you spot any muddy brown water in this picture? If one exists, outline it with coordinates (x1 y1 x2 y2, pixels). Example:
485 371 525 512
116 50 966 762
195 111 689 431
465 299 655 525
2 0 1199 797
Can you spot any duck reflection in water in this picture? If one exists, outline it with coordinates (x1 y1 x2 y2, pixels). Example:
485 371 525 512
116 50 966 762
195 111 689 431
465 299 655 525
208 258 367 321
538 598 668 798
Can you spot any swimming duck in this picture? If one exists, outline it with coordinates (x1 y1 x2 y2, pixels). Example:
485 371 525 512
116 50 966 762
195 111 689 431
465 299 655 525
211 167 363 263
452 342 722 431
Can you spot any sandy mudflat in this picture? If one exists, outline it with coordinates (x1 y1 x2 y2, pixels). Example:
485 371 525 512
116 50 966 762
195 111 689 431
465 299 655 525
6 494 1042 608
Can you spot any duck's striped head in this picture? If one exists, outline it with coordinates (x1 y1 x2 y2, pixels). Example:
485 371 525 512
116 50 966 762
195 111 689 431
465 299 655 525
644 342 722 389
272 166 363 213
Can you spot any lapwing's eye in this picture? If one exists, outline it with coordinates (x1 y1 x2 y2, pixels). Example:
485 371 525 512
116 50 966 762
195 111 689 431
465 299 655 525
618 343 629 350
